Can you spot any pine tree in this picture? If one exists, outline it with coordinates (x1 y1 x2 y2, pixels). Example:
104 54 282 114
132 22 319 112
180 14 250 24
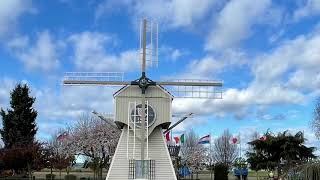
0 83 38 148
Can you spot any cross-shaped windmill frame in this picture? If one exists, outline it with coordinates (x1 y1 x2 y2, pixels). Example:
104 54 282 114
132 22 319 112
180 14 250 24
63 19 223 176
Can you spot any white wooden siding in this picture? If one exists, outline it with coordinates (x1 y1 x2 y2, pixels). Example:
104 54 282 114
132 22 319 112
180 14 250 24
114 86 172 135
106 125 177 180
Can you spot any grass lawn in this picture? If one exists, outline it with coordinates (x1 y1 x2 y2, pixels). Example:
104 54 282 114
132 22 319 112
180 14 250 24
33 169 272 180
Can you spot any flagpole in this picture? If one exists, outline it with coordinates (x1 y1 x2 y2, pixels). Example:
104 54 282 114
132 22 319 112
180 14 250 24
239 132 242 180
210 131 213 180
171 130 173 145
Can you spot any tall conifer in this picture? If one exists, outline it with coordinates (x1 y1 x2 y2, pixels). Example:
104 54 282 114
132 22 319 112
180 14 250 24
0 83 37 148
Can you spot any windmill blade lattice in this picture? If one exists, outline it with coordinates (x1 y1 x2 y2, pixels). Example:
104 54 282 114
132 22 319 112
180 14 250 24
158 79 223 99
63 72 130 86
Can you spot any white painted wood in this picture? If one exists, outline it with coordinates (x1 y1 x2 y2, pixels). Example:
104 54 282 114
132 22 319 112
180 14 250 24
114 86 172 136
107 85 176 179
106 125 177 180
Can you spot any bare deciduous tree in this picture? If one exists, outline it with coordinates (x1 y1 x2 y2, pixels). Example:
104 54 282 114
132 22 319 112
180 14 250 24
61 114 121 180
312 99 320 138
47 131 74 180
212 129 238 167
180 129 208 177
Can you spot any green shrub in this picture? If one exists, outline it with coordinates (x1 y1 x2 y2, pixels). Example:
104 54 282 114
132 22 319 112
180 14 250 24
214 163 229 180
79 178 87 180
65 174 77 180
46 174 56 180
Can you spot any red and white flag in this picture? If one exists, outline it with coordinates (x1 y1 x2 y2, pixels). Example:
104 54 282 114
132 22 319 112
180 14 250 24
260 135 267 141
230 136 240 144
57 132 68 141
165 132 170 141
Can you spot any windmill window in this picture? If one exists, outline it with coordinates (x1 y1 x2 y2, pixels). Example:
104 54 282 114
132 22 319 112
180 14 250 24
129 160 155 179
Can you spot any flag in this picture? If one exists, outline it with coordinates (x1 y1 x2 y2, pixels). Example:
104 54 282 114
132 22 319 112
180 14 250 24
180 134 185 144
198 134 210 144
230 136 239 144
260 135 267 141
174 136 180 144
165 131 170 141
57 132 68 141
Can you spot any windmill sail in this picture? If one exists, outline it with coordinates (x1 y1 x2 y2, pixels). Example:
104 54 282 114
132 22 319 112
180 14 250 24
63 18 223 180
140 20 158 68
158 79 223 99
63 72 131 86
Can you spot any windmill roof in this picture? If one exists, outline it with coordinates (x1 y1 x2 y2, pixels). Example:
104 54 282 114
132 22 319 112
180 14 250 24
113 85 174 99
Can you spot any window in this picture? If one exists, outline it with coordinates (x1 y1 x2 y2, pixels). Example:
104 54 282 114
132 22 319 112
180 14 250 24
129 160 155 179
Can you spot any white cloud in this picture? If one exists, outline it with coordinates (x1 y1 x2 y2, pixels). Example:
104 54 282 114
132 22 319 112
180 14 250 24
170 115 208 133
172 26 320 119
159 46 189 62
8 31 61 72
0 0 34 38
68 31 139 72
293 0 320 21
167 50 247 80
171 49 182 61
0 78 17 109
254 32 320 89
35 86 117 121
95 0 215 28
205 0 273 51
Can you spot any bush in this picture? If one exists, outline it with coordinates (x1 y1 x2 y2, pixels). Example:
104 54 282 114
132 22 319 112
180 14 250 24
79 178 87 180
65 174 77 180
46 174 55 180
214 163 229 180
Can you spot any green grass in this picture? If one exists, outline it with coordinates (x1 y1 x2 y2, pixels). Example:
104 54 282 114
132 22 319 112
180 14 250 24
34 169 273 179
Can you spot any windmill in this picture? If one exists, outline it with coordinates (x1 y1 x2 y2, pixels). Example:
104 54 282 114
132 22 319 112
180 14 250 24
63 19 222 180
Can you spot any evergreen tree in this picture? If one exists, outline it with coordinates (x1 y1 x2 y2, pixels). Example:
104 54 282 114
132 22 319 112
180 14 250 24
0 83 37 148
246 131 316 176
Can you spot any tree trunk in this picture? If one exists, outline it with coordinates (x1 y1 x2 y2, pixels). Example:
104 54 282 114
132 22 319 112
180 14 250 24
27 163 32 180
256 171 259 180
100 167 103 180
50 167 52 179
59 169 62 180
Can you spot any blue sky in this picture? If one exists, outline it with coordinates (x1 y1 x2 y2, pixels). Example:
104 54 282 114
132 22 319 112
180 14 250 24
0 0 320 150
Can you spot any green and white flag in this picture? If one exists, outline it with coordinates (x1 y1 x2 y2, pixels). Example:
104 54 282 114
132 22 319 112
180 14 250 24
180 134 185 144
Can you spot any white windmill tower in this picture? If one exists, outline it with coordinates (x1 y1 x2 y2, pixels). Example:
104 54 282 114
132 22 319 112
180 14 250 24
63 19 222 180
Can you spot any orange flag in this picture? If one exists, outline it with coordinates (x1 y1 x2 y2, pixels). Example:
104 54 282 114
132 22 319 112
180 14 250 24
174 136 180 144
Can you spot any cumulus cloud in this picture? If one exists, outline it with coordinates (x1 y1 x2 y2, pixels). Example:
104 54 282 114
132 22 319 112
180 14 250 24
0 0 34 38
35 86 117 121
0 78 17 109
95 0 215 28
96 0 284 52
159 46 189 62
205 0 273 51
0 76 119 139
172 25 320 119
293 0 320 21
68 31 140 72
7 31 61 72
253 31 320 90
166 50 247 80
170 115 208 133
